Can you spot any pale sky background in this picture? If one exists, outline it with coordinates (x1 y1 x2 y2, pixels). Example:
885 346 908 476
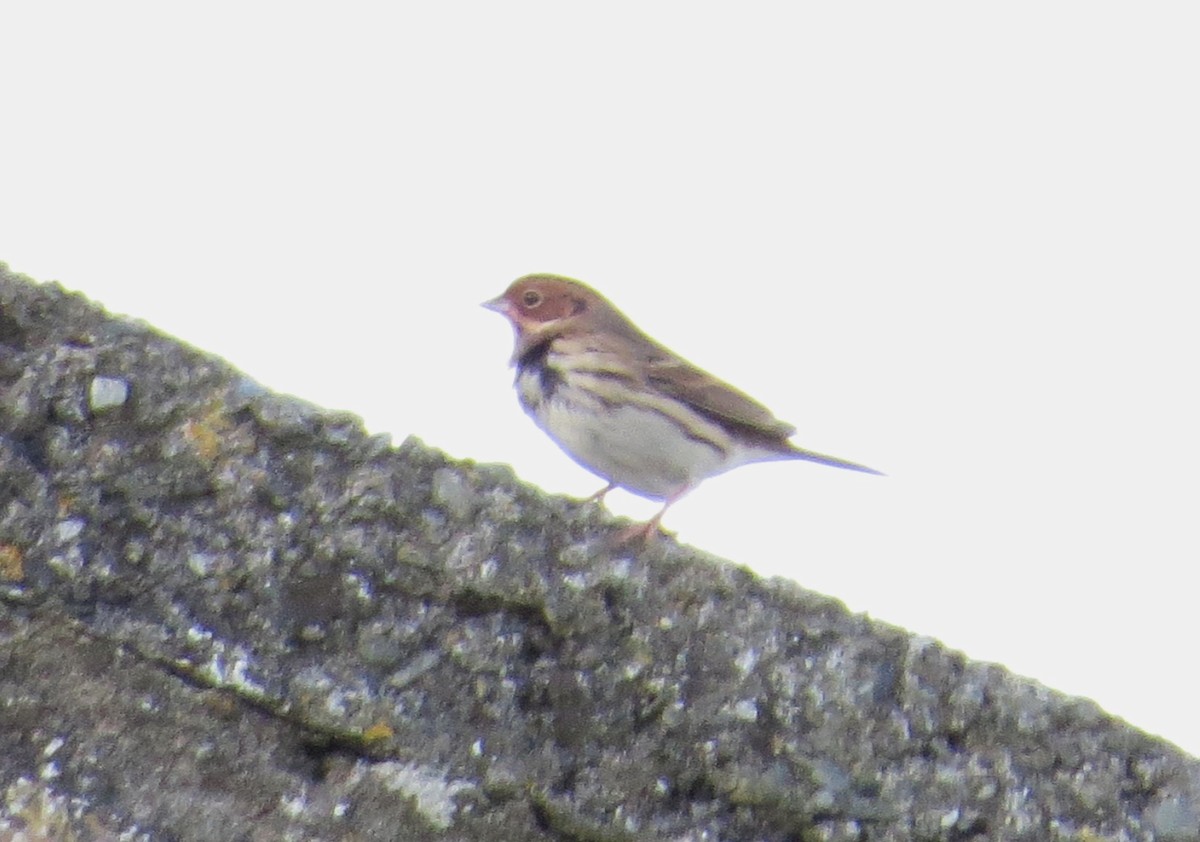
3 5 1198 756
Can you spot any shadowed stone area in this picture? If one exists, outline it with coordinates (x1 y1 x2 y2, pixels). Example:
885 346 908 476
1 261 1197 841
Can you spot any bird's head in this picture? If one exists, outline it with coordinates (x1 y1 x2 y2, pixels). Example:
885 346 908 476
484 274 608 361
484 274 595 328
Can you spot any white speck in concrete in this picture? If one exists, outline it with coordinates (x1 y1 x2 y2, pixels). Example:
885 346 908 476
54 519 86 542
89 376 130 411
372 761 473 830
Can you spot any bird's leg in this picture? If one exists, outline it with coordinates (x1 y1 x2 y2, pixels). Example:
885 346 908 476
586 482 618 504
611 487 689 547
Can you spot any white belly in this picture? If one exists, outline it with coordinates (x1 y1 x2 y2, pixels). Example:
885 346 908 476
517 367 749 499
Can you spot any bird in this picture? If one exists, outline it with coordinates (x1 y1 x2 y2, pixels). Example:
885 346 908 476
483 273 881 541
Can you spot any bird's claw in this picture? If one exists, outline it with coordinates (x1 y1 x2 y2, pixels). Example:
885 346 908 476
609 518 675 548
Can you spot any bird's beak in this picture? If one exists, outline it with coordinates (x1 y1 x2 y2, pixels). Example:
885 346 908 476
482 295 511 318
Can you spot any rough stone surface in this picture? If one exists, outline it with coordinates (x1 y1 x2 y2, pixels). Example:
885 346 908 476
1 261 1198 841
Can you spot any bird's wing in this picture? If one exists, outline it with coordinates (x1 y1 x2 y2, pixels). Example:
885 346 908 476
587 321 798 444
572 317 881 474
643 353 797 442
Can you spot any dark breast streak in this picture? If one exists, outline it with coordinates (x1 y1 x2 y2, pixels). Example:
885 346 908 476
515 338 562 404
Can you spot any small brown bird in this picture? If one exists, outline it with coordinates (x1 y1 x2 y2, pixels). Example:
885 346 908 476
484 274 881 540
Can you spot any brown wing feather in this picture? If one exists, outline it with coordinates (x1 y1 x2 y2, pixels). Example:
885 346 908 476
645 356 796 443
587 311 797 446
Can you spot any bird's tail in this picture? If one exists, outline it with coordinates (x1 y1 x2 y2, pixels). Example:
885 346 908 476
788 445 885 476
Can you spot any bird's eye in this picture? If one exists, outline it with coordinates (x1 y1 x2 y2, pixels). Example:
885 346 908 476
522 290 543 308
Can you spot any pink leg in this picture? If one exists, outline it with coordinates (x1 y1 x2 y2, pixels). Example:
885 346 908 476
612 487 690 546
586 482 618 503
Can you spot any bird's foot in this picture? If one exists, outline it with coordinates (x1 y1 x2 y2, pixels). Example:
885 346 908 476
607 489 687 548
609 516 675 548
